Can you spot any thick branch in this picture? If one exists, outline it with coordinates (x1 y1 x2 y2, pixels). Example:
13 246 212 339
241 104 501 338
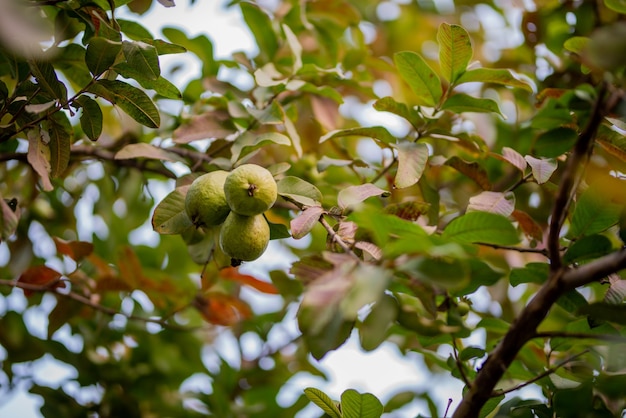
562 247 626 289
547 84 607 271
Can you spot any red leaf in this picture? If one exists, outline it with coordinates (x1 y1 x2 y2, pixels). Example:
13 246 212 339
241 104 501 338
53 237 94 261
512 210 544 242
220 267 279 294
18 266 65 296
193 292 252 326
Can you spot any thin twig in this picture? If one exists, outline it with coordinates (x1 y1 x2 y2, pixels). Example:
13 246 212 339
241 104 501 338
452 337 473 389
0 279 196 331
475 242 549 255
319 215 360 259
492 350 589 397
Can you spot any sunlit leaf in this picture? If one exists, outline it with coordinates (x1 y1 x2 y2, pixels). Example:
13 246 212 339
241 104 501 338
231 132 291 162
85 37 122 76
26 129 53 191
605 0 626 13
87 79 160 128
151 186 193 235
437 23 472 84
524 155 557 184
443 211 520 245
240 2 278 61
499 146 527 172
338 183 389 210
456 67 533 91
597 125 626 162
468 191 515 216
18 265 65 296
373 96 423 130
304 388 342 418
394 51 442 107
277 176 323 207
393 142 429 188
341 389 384 418
319 126 396 146
442 93 503 116
75 95 103 140
115 143 184 162
291 206 325 239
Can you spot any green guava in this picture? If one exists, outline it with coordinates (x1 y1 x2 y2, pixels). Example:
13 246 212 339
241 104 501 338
223 164 277 216
219 212 270 262
185 170 231 228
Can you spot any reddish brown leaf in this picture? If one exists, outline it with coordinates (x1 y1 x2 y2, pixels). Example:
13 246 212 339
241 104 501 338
193 292 252 326
18 266 65 296
291 206 325 239
445 156 491 190
220 267 279 294
172 111 236 144
384 201 430 221
53 237 94 262
512 210 544 242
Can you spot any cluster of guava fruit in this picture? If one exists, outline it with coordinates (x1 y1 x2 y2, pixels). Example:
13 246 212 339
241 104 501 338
184 164 277 264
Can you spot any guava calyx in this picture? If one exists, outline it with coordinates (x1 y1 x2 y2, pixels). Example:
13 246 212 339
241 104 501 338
224 164 277 216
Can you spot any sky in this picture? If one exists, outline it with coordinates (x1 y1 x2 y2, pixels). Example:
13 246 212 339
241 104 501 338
0 1 540 417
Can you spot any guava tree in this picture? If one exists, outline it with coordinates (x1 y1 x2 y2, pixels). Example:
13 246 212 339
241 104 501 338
2 0 626 417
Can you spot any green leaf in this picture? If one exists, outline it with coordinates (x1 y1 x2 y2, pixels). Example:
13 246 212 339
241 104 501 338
373 96 423 130
151 186 193 235
114 63 181 99
460 346 486 361
162 27 217 76
393 142 429 188
149 39 187 55
533 127 578 158
399 256 471 290
268 219 291 240
48 112 72 178
231 132 291 163
75 95 103 141
240 2 279 61
359 294 398 351
87 79 160 128
303 388 342 418
569 187 621 238
564 36 590 55
319 126 396 146
578 303 626 325
605 0 626 14
452 259 504 296
0 193 19 241
556 289 588 313
456 67 533 91
443 211 520 245
85 37 122 76
563 234 613 264
442 93 503 116
510 263 549 286
480 395 505 418
28 60 68 102
117 18 153 41
277 176 323 207
341 389 384 418
437 23 472 84
122 40 160 80
394 51 442 107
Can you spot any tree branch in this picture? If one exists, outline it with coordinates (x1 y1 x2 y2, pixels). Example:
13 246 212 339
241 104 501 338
452 85 615 418
319 215 360 259
0 279 195 331
547 83 608 271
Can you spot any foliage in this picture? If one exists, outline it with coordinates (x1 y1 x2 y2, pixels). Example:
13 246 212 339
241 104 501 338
1 0 626 417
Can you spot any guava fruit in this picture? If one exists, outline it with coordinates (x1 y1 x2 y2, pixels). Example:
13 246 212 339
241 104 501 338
224 164 277 216
185 170 230 228
219 212 270 262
